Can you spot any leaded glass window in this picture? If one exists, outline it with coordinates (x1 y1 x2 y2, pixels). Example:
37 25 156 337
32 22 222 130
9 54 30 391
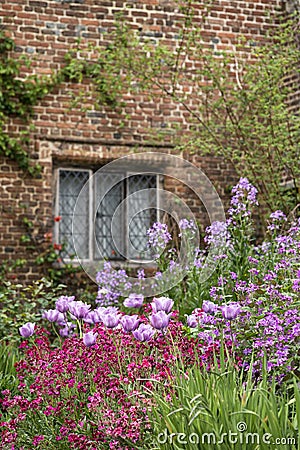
56 168 159 262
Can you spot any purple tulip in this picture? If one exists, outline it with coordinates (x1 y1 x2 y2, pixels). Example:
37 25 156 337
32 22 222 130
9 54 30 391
55 295 74 313
123 293 144 309
150 311 171 330
202 300 218 314
83 310 101 325
83 331 98 348
56 312 67 326
221 303 241 320
132 323 155 342
68 301 91 320
59 322 76 338
42 309 60 322
151 296 174 314
186 314 198 328
120 315 140 332
19 322 35 338
101 313 120 329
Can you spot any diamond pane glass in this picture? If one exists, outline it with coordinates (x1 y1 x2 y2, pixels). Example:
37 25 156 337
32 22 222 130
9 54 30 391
59 170 89 259
94 172 124 260
127 174 157 260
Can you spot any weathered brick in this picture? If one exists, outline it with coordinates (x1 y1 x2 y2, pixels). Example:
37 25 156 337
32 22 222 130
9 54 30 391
0 0 291 282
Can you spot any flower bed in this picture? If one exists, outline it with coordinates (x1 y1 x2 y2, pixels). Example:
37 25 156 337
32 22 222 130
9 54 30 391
0 178 299 449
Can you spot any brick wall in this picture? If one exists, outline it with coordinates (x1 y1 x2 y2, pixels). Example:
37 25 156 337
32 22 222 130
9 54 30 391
0 0 284 282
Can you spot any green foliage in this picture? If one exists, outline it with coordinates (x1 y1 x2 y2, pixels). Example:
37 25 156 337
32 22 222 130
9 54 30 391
85 6 299 218
0 278 66 343
0 29 122 173
144 359 300 450
0 30 56 174
0 342 19 397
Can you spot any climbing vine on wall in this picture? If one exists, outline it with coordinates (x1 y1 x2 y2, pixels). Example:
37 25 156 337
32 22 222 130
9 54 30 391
0 28 123 175
0 30 50 174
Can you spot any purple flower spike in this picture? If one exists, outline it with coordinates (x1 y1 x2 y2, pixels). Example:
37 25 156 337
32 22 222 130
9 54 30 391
132 323 155 342
179 218 196 230
186 315 198 328
202 300 218 314
123 293 144 309
120 315 140 332
42 309 60 323
150 311 171 330
83 331 98 348
101 313 120 329
19 322 35 338
68 301 91 320
221 303 241 320
151 296 174 314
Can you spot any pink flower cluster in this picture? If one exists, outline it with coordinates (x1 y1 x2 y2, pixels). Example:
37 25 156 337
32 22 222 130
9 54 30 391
1 318 218 448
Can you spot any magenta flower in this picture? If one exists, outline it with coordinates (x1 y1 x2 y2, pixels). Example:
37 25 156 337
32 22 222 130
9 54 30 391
19 322 35 338
83 331 98 348
221 303 241 320
123 293 144 309
132 323 155 342
151 296 174 314
68 301 91 320
120 315 140 332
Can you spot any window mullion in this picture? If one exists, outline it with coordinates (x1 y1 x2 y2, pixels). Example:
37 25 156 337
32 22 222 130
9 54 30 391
89 169 93 262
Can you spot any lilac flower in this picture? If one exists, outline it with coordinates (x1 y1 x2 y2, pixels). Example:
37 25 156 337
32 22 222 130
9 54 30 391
137 269 145 280
248 256 259 265
123 293 144 309
221 303 241 320
147 222 172 249
268 210 287 231
101 313 120 329
270 210 287 221
19 322 35 338
68 301 91 320
83 331 98 348
42 309 60 323
150 311 171 330
202 300 218 314
120 315 140 332
151 296 174 314
292 279 300 292
231 177 258 206
169 260 179 272
179 219 197 236
55 296 74 313
96 262 131 306
132 323 155 342
204 221 230 250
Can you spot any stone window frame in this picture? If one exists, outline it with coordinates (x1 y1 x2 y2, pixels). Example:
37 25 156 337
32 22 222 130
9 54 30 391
54 167 161 264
